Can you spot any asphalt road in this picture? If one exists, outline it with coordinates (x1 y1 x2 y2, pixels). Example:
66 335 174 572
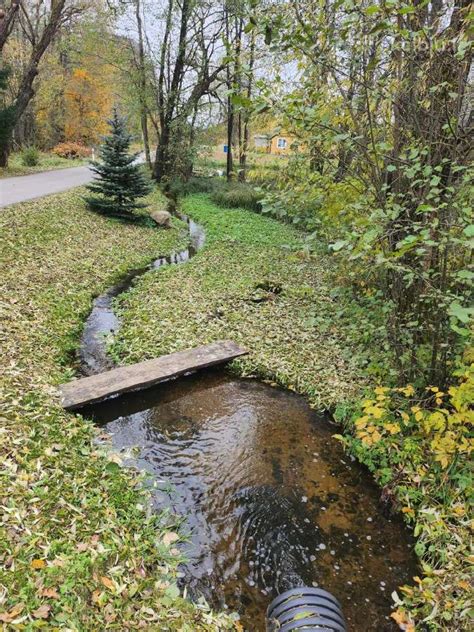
0 166 93 207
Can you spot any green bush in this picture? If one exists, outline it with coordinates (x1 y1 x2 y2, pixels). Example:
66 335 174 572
167 176 220 198
210 182 262 211
20 146 40 167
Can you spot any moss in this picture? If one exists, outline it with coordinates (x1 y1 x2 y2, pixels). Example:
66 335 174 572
0 189 236 629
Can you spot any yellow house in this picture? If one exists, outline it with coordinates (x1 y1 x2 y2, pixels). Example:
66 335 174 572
253 131 299 155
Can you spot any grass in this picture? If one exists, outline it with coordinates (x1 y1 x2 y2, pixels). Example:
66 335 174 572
112 193 365 410
0 189 236 629
0 151 88 177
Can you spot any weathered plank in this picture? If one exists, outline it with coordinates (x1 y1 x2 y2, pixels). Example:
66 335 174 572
59 340 247 410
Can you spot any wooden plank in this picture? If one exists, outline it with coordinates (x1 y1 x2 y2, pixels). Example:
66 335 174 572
59 340 247 410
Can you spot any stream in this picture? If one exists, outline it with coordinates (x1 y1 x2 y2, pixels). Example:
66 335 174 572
78 212 204 376
78 212 417 631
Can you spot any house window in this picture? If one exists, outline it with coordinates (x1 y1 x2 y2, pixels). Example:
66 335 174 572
277 138 287 149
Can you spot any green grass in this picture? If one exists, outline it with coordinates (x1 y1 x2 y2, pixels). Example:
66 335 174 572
111 193 365 409
0 189 235 629
0 151 88 177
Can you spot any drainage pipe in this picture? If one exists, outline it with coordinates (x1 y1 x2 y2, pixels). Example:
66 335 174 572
266 587 347 631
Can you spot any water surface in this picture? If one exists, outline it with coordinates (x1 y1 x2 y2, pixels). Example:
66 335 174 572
84 370 417 631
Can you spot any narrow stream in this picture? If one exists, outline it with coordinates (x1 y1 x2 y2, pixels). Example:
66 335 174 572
79 211 205 376
78 212 417 631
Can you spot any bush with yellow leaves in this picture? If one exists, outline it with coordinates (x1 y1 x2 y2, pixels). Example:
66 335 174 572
336 358 473 630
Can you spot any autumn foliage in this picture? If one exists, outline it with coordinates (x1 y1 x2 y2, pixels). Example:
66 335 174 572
52 142 90 159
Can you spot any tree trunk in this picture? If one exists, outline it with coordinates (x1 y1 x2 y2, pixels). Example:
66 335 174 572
154 120 171 183
1 0 67 166
0 1 19 53
135 0 151 168
224 7 233 181
238 29 255 182
226 96 234 181
0 141 9 167
153 0 189 182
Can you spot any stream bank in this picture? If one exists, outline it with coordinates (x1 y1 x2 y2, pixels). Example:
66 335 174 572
1 189 235 630
111 193 366 408
77 192 418 628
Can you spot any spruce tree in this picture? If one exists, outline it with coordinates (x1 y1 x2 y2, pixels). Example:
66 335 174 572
85 109 152 220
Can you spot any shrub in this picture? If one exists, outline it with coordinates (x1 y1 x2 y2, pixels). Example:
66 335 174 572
20 147 40 166
210 182 262 212
52 142 90 159
167 176 220 199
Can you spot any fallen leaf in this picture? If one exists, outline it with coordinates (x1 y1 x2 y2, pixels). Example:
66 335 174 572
0 603 24 623
32 604 51 619
101 576 115 590
391 609 415 632
40 587 59 599
162 531 179 546
31 559 46 569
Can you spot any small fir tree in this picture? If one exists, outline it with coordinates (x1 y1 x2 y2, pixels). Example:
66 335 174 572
85 109 152 220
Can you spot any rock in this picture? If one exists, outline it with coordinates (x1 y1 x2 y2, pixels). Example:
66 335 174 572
151 210 172 228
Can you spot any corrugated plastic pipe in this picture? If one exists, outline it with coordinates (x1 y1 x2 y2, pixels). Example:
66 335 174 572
266 587 347 631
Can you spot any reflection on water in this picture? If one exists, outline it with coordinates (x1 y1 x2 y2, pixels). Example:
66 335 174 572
84 370 417 631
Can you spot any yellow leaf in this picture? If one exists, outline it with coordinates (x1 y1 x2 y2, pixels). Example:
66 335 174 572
372 430 382 442
100 576 115 591
366 405 384 419
31 559 46 570
355 416 369 429
391 609 415 632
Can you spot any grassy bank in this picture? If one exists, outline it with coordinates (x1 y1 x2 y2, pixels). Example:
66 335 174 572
111 194 365 408
0 152 88 178
0 189 235 629
112 193 472 631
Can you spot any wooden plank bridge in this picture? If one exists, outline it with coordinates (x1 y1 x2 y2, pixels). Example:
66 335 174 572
59 340 247 410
